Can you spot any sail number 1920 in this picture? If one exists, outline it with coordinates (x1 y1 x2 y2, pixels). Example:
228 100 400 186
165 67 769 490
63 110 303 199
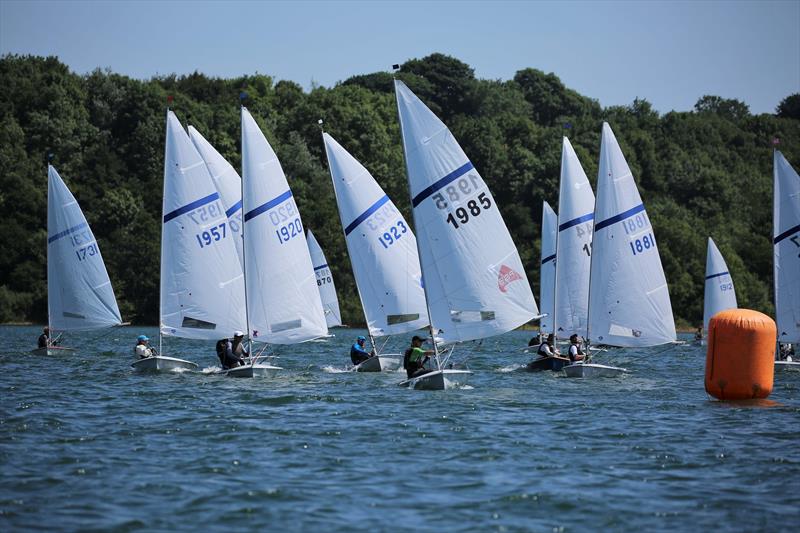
446 193 492 229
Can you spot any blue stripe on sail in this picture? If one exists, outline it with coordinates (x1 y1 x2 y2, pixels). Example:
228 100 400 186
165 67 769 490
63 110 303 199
559 212 594 232
225 200 243 218
48 222 89 244
314 263 329 271
594 203 646 231
774 223 800 245
244 190 293 222
541 253 556 265
163 192 220 223
344 195 390 236
411 162 474 208
705 271 729 280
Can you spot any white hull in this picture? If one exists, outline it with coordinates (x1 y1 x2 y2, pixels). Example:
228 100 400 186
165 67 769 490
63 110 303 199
355 354 401 373
30 346 75 356
563 362 627 378
399 369 472 390
131 356 198 372
225 364 283 378
775 360 800 371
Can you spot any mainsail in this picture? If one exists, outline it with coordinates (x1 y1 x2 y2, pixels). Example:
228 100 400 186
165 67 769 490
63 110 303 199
47 165 122 331
188 125 244 266
394 80 538 344
774 150 800 344
587 123 676 346
160 110 246 339
554 137 594 340
241 107 327 344
539 201 557 336
322 132 429 337
703 237 738 331
306 229 342 328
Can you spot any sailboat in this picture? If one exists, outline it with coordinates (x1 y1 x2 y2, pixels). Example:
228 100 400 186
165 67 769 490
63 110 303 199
34 165 124 355
564 123 676 378
702 237 737 342
133 110 247 372
187 125 244 265
394 79 539 389
773 150 800 369
322 132 429 372
306 229 342 329
227 107 328 377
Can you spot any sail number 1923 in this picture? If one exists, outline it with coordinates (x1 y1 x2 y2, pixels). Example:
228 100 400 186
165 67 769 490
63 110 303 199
445 193 492 229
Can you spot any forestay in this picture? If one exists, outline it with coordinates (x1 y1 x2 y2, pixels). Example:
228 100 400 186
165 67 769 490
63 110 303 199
394 80 538 344
555 137 594 340
241 107 327 344
774 150 800 344
306 229 342 328
587 123 676 346
539 201 557 336
47 165 122 331
188 126 244 266
703 237 737 331
323 133 429 337
160 111 246 340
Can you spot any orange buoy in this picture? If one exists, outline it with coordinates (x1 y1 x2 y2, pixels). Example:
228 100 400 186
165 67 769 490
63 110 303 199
705 309 776 400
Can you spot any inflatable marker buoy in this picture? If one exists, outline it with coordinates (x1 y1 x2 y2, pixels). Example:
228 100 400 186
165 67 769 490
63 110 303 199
705 309 776 400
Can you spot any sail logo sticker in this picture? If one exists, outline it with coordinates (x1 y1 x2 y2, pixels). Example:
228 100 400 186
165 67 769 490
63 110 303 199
497 265 522 293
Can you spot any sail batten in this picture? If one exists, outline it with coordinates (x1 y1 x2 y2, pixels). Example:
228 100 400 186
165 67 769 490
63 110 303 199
394 80 537 344
47 165 122 331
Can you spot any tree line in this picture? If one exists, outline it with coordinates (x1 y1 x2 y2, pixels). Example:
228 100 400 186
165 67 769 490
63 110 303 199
1 53 798 328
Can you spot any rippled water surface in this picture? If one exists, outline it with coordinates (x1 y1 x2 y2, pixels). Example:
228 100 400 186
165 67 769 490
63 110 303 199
2 326 799 531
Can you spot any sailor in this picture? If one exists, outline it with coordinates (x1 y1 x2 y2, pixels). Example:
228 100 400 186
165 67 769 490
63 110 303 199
694 326 703 342
37 326 50 349
779 343 795 362
216 331 248 369
537 334 560 357
350 335 374 366
134 335 154 359
568 334 586 363
403 335 434 378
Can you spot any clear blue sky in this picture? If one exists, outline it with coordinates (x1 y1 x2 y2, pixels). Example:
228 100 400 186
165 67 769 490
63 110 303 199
1 0 798 114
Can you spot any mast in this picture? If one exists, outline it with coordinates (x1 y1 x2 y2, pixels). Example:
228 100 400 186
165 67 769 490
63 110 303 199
392 72 441 370
241 104 252 359
159 106 169 357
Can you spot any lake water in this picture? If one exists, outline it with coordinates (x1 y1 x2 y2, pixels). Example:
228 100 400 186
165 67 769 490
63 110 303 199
1 326 798 531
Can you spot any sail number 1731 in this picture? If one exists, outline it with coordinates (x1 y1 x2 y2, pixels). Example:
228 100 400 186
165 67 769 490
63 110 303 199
446 193 492 229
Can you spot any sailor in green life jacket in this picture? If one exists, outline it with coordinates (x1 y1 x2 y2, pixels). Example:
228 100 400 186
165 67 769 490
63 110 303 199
404 335 435 378
350 335 374 365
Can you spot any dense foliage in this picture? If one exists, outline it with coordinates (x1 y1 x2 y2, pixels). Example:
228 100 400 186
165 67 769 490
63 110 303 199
1 53 798 328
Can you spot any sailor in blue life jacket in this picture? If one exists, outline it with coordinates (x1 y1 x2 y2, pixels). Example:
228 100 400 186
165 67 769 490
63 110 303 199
568 334 586 363
350 335 374 366
216 331 248 369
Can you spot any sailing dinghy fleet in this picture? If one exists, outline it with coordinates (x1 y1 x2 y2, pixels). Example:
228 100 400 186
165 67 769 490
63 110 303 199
36 76 800 385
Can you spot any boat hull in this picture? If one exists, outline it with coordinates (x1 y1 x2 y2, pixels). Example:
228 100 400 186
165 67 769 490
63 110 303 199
131 356 198 372
399 369 472 390
775 360 800 371
526 356 570 372
225 364 283 378
563 362 627 378
30 346 75 356
355 355 401 372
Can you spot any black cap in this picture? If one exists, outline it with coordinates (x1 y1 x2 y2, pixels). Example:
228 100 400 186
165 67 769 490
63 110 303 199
412 335 425 343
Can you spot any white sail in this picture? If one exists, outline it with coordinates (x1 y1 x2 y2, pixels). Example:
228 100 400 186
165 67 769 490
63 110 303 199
539 201 557 335
187 126 244 266
306 230 342 328
774 150 800 344
587 123 676 346
323 133 429 337
394 80 538 344
160 110 246 340
241 107 327 344
554 137 594 340
703 237 737 330
47 165 122 331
